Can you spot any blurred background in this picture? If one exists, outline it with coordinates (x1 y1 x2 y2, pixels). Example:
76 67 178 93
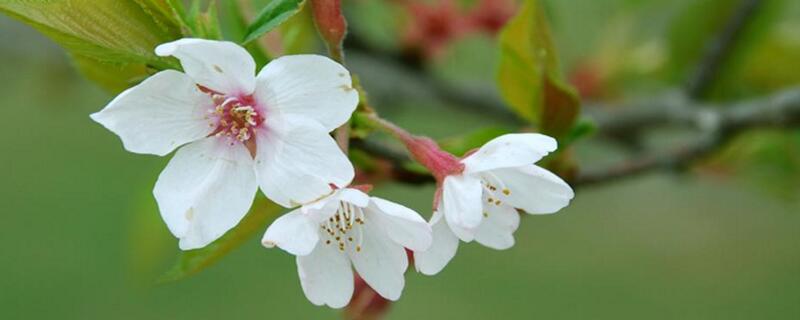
1 0 799 319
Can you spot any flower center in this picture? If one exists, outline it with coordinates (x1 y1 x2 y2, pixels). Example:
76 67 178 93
320 201 366 253
209 94 264 143
481 172 511 213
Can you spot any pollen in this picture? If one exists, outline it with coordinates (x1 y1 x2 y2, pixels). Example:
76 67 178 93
502 188 511 195
319 200 367 253
208 94 263 143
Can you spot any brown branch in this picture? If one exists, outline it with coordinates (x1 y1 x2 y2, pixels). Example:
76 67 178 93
345 36 522 125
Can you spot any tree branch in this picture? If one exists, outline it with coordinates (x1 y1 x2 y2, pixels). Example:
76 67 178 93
684 0 764 99
353 88 800 187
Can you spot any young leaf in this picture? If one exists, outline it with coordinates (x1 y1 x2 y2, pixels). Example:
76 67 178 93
496 0 580 138
221 0 270 67
242 0 305 44
0 0 178 63
0 0 182 92
71 54 154 93
133 0 183 36
157 197 283 283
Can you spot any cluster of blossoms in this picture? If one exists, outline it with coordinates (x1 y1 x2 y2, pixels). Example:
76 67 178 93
92 39 574 308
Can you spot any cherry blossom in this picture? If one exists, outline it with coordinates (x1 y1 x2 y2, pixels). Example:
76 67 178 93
262 187 432 308
410 133 575 275
91 39 358 250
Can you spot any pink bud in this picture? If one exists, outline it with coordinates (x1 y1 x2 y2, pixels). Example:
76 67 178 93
309 0 347 61
402 135 463 182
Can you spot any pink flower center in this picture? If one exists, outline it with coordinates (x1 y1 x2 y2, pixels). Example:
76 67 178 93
208 94 264 144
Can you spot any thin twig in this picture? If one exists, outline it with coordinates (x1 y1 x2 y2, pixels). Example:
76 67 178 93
684 0 763 99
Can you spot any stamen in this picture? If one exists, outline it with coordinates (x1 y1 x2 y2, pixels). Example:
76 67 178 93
483 172 508 193
208 95 262 143
319 201 367 253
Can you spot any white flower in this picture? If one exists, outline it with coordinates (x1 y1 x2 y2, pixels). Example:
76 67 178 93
91 39 359 250
262 187 433 308
414 133 574 275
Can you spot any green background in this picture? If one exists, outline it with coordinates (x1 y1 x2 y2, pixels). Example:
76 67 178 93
2 1 800 318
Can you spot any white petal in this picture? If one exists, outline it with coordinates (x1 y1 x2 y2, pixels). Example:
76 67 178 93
414 211 459 276
492 165 574 214
442 174 483 231
462 133 557 174
348 219 407 301
156 38 256 95
255 116 354 208
297 241 353 308
474 196 520 250
255 55 359 131
90 70 213 156
368 197 432 252
153 137 258 250
338 188 370 208
262 209 319 256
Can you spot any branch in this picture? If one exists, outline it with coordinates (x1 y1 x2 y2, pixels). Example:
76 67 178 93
353 88 800 187
684 0 764 99
345 36 522 125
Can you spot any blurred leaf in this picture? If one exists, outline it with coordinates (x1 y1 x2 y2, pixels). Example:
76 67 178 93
200 1 223 40
167 0 223 39
496 0 580 138
134 0 183 35
71 54 154 93
243 0 305 44
708 0 797 99
158 197 283 283
439 127 512 156
0 0 182 92
220 0 270 67
560 117 596 146
279 3 318 55
708 129 800 201
0 0 179 64
663 0 738 82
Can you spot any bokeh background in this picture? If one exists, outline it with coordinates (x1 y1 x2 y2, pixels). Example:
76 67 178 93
2 0 799 319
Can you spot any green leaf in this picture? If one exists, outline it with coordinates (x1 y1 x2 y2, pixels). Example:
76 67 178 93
243 0 305 44
200 0 223 40
134 0 183 36
560 117 596 146
0 0 178 64
158 197 283 283
221 0 270 67
166 0 223 39
0 0 182 92
279 4 317 55
71 54 154 93
496 0 580 138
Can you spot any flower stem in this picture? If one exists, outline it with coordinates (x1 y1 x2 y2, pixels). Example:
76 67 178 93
362 112 463 180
